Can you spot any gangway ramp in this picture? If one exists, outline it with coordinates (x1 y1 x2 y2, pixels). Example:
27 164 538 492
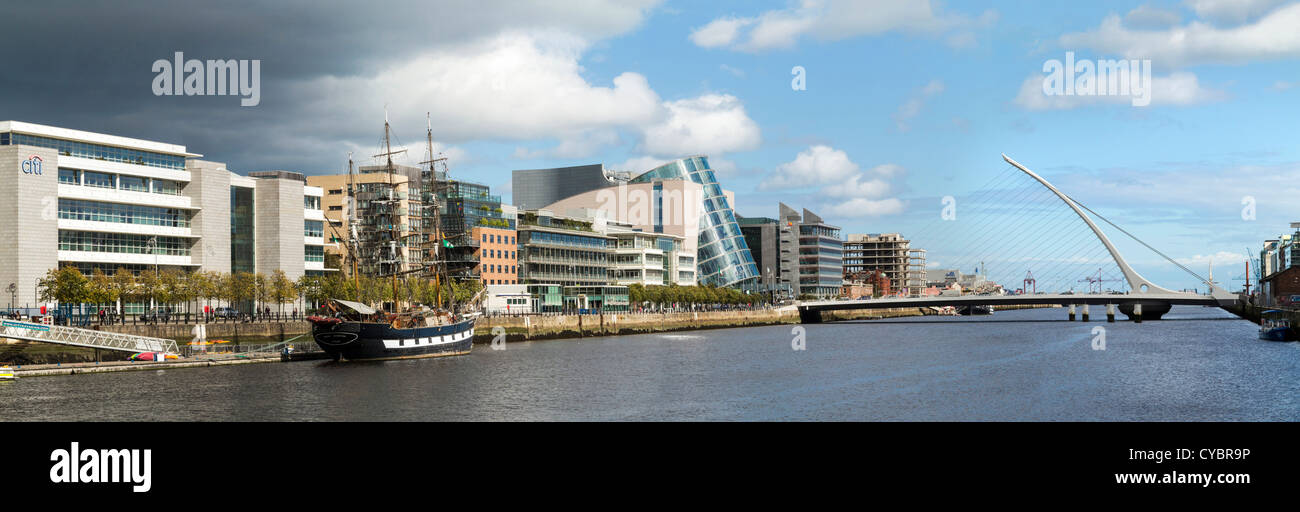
0 320 179 354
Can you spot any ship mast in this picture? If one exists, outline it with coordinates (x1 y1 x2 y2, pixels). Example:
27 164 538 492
346 152 359 301
419 112 451 311
372 109 407 312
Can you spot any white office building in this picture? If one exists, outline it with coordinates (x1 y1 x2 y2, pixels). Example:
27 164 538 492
0 121 334 312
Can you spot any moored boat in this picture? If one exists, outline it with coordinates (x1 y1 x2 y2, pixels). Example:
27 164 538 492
310 299 476 361
1258 310 1295 342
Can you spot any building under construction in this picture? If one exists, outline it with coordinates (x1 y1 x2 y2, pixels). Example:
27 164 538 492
843 233 913 297
309 163 507 281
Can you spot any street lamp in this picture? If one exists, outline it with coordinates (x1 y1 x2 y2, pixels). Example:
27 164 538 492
147 236 159 311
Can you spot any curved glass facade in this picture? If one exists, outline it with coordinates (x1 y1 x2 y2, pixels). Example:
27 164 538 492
630 156 758 287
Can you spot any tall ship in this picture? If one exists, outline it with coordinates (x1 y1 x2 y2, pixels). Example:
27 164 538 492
308 114 482 361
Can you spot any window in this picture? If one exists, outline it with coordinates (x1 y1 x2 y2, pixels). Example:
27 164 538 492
58 231 190 255
329 205 342 211
328 189 342 195
304 196 321 210
305 245 324 262
119 175 148 192
59 199 190 227
305 220 324 238
6 133 186 170
58 168 79 185
82 171 115 189
152 179 180 195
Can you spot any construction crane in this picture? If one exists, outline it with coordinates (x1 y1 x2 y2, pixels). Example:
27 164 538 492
1078 268 1122 294
1022 270 1036 295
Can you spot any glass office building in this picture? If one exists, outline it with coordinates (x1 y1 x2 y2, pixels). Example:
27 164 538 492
629 156 759 288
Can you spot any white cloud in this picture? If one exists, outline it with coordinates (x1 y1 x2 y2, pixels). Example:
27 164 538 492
1174 251 1249 267
639 94 761 157
719 64 746 78
1184 0 1289 24
689 0 996 53
893 80 945 131
1012 71 1226 109
300 33 663 146
1060 4 1300 68
761 146 905 218
293 30 763 169
1124 5 1183 28
823 197 906 217
689 17 753 48
762 145 860 189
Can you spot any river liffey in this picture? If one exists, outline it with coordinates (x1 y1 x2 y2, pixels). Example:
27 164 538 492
2 306 1296 421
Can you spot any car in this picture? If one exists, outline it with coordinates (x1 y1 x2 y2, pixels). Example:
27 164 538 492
213 307 240 319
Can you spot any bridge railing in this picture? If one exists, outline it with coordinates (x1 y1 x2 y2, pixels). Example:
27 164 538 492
0 319 179 354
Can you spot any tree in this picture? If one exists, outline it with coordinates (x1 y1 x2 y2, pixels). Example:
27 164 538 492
86 269 117 321
253 272 272 314
157 268 183 311
270 270 296 316
137 271 161 310
111 267 136 319
38 267 89 311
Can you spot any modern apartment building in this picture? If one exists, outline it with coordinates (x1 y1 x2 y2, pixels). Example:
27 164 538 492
607 227 695 287
843 233 911 297
474 225 518 285
906 248 928 297
0 120 332 311
516 209 613 287
777 204 842 299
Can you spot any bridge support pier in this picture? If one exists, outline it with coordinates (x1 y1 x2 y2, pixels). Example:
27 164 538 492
1081 304 1090 322
1119 301 1170 322
1106 304 1115 323
798 308 823 324
1068 304 1076 321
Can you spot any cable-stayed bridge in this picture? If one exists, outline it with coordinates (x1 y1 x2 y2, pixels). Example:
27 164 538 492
799 154 1240 324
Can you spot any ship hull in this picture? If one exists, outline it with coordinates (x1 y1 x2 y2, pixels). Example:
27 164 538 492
311 317 476 361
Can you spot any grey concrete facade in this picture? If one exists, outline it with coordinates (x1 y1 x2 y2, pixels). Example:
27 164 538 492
511 164 615 210
0 145 59 308
252 174 306 280
184 159 232 273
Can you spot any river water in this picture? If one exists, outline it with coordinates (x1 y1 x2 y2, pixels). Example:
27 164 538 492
2 306 1296 421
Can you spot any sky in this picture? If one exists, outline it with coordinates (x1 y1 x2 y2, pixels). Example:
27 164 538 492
3 0 1300 292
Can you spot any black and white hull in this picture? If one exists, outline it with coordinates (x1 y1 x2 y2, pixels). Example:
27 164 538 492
311 317 476 361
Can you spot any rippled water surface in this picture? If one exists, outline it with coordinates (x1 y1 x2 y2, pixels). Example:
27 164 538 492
2 306 1296 421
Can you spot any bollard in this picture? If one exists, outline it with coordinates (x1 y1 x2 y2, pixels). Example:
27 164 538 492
1134 303 1143 323
1106 303 1115 323
1081 304 1090 322
1068 304 1076 321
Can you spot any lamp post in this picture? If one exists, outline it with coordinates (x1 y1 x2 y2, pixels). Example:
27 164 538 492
147 236 159 311
7 283 14 312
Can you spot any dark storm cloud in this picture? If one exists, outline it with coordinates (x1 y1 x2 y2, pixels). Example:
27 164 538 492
0 0 657 172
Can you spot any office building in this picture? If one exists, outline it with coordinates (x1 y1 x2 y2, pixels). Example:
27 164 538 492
0 120 333 312
776 203 842 299
536 156 758 289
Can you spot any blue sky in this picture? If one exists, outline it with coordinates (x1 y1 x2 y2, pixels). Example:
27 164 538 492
439 0 1300 292
6 0 1299 292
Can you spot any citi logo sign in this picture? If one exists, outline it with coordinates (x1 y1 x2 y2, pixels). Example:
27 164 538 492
49 442 152 493
21 155 43 175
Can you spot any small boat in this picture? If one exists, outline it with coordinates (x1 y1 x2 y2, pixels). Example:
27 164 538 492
0 366 14 380
1259 310 1295 342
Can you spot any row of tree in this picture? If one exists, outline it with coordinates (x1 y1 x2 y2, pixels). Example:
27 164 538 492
626 283 762 307
37 267 482 315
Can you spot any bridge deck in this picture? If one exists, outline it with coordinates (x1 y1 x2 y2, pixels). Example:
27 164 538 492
800 293 1225 312
0 320 179 354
